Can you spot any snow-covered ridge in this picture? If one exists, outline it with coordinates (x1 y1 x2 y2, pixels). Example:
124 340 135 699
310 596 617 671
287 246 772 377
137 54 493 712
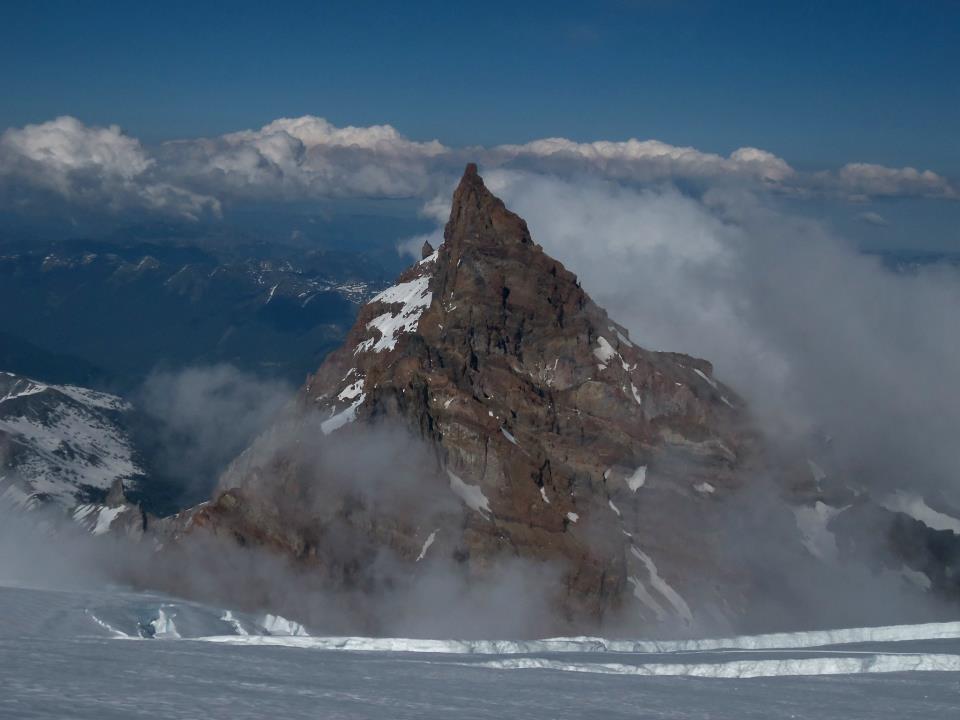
0 371 141 510
0 373 128 411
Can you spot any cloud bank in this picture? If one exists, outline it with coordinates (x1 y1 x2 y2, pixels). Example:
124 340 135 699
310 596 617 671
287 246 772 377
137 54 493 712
0 115 954 222
0 116 221 219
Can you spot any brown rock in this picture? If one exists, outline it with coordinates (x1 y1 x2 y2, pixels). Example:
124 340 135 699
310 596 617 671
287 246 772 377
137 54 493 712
182 164 764 633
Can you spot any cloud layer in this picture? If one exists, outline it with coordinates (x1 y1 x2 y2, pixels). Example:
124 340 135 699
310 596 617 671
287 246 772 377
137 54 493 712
0 115 954 221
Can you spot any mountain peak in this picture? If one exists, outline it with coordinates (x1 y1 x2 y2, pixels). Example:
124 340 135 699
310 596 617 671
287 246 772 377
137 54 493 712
444 164 533 253
203 169 751 631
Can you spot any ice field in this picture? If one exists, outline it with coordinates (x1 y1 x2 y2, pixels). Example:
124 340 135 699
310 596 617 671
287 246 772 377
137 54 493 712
2 583 958 719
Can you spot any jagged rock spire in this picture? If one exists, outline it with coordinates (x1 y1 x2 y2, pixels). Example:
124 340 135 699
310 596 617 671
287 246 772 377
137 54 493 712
191 162 751 632
443 163 533 252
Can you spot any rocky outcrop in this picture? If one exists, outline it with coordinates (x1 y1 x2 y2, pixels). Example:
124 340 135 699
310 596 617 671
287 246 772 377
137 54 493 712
172 165 775 633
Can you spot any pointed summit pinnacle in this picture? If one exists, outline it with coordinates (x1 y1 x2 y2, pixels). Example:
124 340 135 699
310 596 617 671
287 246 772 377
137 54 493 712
444 163 532 250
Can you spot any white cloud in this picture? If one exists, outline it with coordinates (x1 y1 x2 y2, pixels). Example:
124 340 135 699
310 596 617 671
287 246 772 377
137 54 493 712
233 116 447 156
137 364 293 496
163 116 451 201
828 163 957 200
2 115 151 182
0 115 954 222
493 137 796 184
490 137 955 200
0 116 220 219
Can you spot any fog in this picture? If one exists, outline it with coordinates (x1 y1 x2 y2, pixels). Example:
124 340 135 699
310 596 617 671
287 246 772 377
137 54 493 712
132 364 295 506
0 419 567 639
209 418 568 638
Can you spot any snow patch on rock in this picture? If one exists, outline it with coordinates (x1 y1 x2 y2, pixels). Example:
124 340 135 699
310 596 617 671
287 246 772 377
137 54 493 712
355 276 432 354
447 470 491 516
626 466 647 492
630 546 693 623
882 492 960 535
416 530 438 562
794 501 843 561
321 394 365 435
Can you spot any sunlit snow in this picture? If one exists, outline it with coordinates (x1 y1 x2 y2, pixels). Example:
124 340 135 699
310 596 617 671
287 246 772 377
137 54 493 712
355 276 432 354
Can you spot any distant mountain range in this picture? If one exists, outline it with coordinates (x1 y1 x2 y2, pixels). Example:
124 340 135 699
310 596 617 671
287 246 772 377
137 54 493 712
0 224 413 391
0 218 417 515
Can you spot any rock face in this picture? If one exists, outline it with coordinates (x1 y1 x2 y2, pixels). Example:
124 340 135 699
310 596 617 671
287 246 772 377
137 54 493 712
184 165 764 632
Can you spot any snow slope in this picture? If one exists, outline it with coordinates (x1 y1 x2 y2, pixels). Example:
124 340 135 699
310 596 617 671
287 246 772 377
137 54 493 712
0 371 144 513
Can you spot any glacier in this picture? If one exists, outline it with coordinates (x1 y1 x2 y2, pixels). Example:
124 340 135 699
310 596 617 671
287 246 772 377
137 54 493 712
1 583 959 718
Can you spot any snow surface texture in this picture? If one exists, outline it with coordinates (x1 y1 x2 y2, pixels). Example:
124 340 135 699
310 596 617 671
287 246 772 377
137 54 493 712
2 584 959 718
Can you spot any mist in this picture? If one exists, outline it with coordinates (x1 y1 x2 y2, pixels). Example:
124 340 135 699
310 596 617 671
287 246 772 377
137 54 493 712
1 413 569 639
132 364 295 507
210 417 570 638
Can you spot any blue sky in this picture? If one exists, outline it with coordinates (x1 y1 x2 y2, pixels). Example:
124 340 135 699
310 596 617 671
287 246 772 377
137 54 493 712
2 0 957 174
0 1 957 252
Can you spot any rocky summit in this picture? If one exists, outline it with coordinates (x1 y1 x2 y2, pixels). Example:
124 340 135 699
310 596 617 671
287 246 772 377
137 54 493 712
170 165 788 634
